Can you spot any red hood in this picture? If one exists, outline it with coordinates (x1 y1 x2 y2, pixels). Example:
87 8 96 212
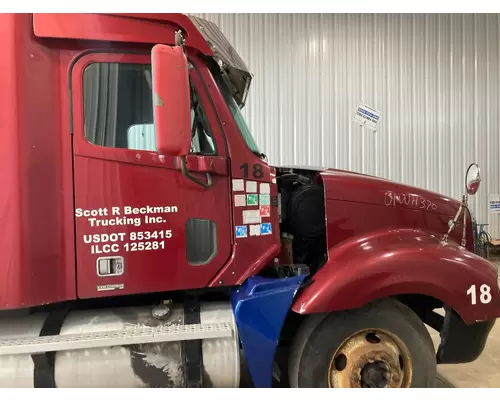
318 168 461 217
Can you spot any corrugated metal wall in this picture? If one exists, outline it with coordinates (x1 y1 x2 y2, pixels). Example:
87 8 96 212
193 13 500 238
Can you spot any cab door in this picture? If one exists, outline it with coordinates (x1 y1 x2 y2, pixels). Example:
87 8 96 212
71 52 232 298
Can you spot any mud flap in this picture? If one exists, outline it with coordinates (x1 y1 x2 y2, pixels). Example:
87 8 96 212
437 306 496 364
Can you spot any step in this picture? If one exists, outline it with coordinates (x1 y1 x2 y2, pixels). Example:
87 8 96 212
0 322 234 356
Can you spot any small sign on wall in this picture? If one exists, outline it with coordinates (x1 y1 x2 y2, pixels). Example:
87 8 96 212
352 102 381 132
489 194 500 214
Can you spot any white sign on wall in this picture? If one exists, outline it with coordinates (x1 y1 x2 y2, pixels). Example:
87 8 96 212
352 102 381 132
489 194 500 214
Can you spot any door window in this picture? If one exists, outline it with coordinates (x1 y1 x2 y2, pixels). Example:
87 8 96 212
82 62 215 155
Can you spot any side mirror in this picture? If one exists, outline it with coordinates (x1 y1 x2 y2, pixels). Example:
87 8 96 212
151 44 191 156
442 162 482 247
465 163 481 195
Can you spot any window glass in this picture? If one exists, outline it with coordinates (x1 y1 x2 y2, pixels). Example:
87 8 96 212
212 71 261 156
185 218 218 265
82 62 215 155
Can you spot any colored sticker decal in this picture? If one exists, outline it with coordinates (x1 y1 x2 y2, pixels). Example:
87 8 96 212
246 181 257 193
247 194 258 206
235 225 248 238
260 206 271 218
243 210 261 225
259 194 270 206
232 179 245 192
249 224 261 236
261 223 272 235
260 183 270 194
235 194 246 207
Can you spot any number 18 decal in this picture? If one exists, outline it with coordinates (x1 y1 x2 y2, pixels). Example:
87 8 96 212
466 284 492 305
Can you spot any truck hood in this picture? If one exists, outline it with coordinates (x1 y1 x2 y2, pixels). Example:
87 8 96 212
279 165 461 217
322 168 462 217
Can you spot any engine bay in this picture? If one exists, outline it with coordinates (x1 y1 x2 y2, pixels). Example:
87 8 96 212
276 167 328 274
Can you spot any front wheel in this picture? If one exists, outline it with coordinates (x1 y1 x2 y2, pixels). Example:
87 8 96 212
288 298 436 388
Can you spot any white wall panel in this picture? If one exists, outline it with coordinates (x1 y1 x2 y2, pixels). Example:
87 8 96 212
193 13 500 238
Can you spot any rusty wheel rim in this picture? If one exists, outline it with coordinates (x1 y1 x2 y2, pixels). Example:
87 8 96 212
328 328 412 388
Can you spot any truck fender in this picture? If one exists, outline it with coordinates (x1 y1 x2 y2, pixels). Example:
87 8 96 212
291 229 500 325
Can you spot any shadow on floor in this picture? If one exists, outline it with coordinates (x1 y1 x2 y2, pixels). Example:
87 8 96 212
436 374 454 388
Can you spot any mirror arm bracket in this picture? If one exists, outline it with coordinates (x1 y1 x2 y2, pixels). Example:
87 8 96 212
441 195 469 246
441 163 481 248
441 195 466 245
175 30 188 57
461 201 468 248
180 155 213 189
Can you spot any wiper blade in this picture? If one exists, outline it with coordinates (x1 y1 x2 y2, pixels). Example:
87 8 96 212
253 151 268 162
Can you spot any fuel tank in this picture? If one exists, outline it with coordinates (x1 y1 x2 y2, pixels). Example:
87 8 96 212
0 301 239 388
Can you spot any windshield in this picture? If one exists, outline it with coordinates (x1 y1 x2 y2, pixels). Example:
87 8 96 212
213 72 262 156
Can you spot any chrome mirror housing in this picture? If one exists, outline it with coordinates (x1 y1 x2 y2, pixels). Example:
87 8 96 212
465 163 481 196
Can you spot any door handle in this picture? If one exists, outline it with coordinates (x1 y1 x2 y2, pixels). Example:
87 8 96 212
179 156 213 189
181 155 215 173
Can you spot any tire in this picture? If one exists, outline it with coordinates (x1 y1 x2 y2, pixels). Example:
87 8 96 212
288 298 436 388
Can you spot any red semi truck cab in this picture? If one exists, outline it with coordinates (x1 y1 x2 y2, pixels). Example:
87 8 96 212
0 13 499 388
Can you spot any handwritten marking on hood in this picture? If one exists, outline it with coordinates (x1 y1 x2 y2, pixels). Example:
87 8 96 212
385 191 437 211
